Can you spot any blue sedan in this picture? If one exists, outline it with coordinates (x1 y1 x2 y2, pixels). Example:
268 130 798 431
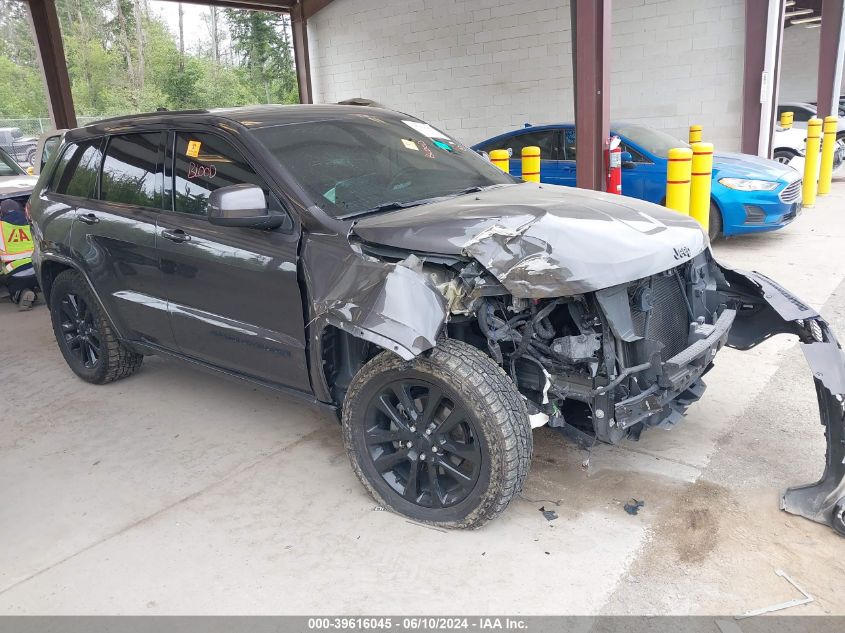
473 123 803 240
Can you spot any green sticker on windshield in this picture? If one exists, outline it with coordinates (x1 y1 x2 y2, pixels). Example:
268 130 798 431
433 139 453 152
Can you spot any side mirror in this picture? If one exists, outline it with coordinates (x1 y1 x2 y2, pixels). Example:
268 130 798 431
621 151 635 169
208 184 288 230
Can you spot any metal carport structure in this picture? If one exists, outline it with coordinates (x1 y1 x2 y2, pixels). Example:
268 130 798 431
19 0 845 191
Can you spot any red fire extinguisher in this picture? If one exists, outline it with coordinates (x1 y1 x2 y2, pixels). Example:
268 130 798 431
606 135 622 195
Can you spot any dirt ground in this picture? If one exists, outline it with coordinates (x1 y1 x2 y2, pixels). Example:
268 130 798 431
1 184 844 616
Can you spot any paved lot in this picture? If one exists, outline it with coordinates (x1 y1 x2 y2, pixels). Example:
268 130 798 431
1 184 844 615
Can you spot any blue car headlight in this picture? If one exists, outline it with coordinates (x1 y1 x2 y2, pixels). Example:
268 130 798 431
718 178 779 191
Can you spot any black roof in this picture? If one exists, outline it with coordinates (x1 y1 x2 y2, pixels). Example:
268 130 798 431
66 104 408 141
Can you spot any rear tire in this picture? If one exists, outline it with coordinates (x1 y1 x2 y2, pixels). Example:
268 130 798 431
708 201 723 242
49 270 143 384
773 149 798 165
342 338 532 529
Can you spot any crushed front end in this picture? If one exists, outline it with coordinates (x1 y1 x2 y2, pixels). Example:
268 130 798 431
452 251 732 445
433 250 843 536
346 182 844 535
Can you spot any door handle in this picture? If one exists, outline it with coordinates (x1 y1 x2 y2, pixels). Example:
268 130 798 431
160 228 191 243
78 213 99 225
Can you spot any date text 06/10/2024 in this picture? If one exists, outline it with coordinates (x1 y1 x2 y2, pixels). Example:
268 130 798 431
306 618 528 630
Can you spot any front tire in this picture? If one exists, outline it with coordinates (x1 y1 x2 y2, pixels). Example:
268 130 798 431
773 149 798 165
49 270 143 384
708 201 723 242
834 499 845 537
342 338 532 529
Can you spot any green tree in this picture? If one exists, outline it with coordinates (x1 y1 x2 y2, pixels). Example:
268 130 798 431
225 9 298 104
0 0 299 120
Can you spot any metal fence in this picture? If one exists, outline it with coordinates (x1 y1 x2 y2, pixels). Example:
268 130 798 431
0 116 111 137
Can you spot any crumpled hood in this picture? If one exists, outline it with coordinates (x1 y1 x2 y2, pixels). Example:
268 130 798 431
353 182 708 298
0 175 37 198
713 151 796 181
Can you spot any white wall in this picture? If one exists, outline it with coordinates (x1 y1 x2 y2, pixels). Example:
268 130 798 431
308 0 746 151
611 0 745 150
779 24 845 110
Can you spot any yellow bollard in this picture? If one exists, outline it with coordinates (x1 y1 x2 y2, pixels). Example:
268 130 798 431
689 125 702 144
489 149 510 173
665 147 693 215
521 146 541 182
780 111 793 129
802 117 823 207
818 116 838 196
690 142 714 233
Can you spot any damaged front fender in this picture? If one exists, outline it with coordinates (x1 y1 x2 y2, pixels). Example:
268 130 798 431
302 233 447 361
721 267 845 536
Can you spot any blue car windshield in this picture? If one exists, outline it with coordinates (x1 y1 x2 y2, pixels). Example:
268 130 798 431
614 124 687 159
252 115 515 218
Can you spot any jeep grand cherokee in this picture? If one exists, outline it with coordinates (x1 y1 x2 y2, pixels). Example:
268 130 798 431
28 105 845 533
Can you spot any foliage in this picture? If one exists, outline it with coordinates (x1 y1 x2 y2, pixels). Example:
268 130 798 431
0 0 299 120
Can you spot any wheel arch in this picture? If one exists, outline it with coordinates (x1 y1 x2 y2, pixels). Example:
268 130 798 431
38 256 126 340
315 322 401 407
709 195 725 237
38 258 75 304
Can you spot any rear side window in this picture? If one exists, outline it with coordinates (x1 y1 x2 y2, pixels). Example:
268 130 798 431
563 129 576 161
171 132 268 216
50 140 103 198
779 105 813 122
100 133 163 208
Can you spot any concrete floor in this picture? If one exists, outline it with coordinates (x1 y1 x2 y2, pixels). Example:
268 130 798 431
1 186 845 615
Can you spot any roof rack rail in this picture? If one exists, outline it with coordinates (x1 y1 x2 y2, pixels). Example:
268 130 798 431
84 109 211 126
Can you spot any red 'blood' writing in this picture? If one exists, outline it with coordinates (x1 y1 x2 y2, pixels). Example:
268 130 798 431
188 162 217 179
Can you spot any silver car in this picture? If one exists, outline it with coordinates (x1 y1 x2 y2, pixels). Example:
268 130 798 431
0 147 36 206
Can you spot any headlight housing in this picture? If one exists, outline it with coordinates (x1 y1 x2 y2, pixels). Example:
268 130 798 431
718 178 779 191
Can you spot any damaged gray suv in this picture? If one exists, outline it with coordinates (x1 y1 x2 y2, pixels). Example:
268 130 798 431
29 105 845 533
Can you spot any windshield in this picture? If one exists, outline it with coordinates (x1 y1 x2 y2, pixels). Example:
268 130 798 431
614 124 687 159
0 148 24 176
251 114 515 218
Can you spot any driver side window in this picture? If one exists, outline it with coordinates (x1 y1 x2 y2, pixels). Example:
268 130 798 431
503 130 557 160
171 132 270 216
618 142 649 163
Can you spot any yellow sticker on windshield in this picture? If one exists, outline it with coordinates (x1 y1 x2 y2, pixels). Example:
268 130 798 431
401 138 419 151
186 140 202 158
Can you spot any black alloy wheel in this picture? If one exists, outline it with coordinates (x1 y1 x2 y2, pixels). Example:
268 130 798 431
58 292 102 369
342 338 532 529
363 379 483 508
49 269 143 384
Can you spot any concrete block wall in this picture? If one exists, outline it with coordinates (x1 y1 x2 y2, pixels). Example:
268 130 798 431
308 0 746 151
778 24 845 104
610 0 745 151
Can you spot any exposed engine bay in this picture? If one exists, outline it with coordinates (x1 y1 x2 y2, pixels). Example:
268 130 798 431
421 250 733 445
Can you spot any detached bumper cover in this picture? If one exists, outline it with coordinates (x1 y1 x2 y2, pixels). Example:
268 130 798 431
722 268 845 536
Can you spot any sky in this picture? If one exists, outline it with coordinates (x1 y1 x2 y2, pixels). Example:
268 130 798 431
149 1 217 55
